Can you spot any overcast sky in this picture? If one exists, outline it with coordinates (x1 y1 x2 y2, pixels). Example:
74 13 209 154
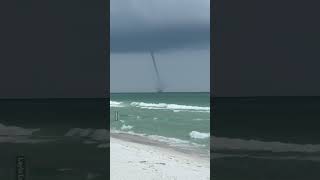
110 0 210 93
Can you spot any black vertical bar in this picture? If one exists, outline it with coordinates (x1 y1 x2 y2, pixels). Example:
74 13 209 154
0 0 109 179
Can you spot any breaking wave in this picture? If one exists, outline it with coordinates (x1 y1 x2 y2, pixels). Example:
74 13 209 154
111 130 205 150
193 118 209 121
130 102 209 112
110 101 125 107
120 124 133 130
189 131 210 139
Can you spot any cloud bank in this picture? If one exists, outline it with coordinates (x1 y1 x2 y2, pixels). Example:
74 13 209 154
111 0 210 53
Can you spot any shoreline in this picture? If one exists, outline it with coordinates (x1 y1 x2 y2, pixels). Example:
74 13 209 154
110 134 210 180
111 131 209 158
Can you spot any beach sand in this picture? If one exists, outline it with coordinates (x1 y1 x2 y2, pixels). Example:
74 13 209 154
110 135 210 180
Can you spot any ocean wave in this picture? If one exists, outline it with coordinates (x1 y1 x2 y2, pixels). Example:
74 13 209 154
111 129 145 136
120 124 133 130
212 137 320 153
130 102 210 112
189 131 210 139
111 129 205 149
148 134 191 145
193 118 209 121
110 101 125 107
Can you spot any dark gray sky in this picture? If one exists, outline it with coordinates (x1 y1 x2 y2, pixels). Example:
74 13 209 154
0 1 107 98
110 0 210 92
215 0 320 97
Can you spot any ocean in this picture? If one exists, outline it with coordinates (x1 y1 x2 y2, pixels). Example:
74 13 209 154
212 97 320 180
110 92 210 156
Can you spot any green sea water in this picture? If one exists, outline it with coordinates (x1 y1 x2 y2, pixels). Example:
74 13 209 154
110 92 210 155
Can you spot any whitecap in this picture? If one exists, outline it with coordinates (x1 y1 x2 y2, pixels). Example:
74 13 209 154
110 101 125 107
193 118 209 121
148 135 190 145
130 101 209 112
112 130 203 148
189 131 210 139
120 124 133 130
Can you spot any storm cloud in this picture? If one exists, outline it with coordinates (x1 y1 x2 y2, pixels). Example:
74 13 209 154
110 0 210 92
110 0 210 53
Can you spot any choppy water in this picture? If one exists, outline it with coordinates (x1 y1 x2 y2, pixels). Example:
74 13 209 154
110 93 210 156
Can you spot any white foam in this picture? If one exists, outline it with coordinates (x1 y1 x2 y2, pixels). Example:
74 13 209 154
111 130 204 149
110 101 125 107
212 137 320 153
124 130 147 136
189 131 210 139
193 118 209 121
130 102 210 112
120 124 133 130
148 135 190 145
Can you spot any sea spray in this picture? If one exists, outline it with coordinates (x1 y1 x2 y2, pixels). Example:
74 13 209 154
189 131 210 139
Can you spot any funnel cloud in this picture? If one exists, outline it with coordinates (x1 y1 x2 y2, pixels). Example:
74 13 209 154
111 0 210 92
